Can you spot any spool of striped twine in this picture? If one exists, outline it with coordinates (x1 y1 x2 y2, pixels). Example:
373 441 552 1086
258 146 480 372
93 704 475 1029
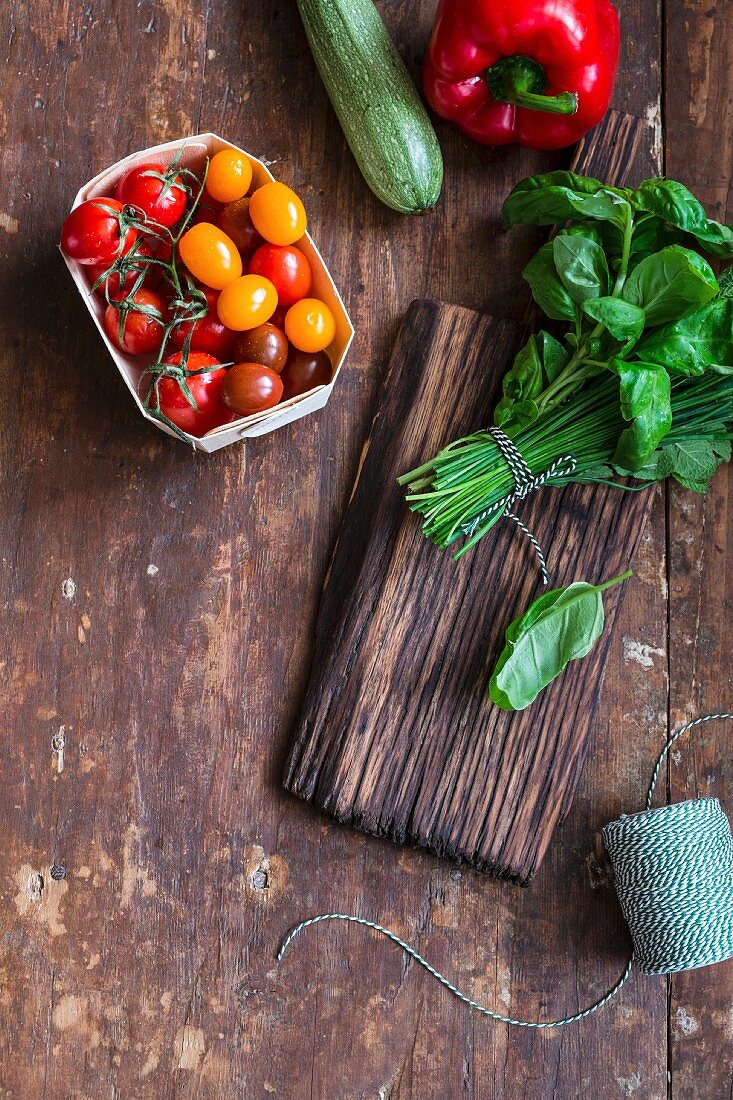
277 713 733 1026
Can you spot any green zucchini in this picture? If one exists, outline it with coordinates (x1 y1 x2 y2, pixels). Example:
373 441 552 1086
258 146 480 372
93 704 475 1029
296 0 443 214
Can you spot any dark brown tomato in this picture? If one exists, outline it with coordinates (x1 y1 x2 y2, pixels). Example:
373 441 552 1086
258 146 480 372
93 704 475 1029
231 323 289 373
217 197 263 257
280 349 332 400
222 363 283 416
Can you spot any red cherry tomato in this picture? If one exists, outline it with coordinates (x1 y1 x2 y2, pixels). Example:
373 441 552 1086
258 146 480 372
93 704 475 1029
61 198 138 265
153 351 233 436
88 240 158 300
171 286 236 358
281 350 332 400
217 198 263 257
222 363 283 416
248 244 312 308
103 288 168 356
270 305 288 330
231 323 289 373
115 161 188 229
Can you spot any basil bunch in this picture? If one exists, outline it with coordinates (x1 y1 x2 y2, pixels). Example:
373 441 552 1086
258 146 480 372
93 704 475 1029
498 172 733 485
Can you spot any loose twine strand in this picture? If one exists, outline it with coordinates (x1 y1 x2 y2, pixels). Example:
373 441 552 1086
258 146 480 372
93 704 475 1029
460 428 576 586
277 714 733 1027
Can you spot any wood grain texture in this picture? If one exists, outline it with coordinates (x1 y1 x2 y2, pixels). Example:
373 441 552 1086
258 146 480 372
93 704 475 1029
0 0 723 1095
284 111 658 884
665 0 733 1095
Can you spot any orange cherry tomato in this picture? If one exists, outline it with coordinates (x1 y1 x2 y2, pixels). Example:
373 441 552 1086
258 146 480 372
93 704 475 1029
178 222 242 290
205 148 253 204
248 182 307 246
284 298 336 353
216 274 278 331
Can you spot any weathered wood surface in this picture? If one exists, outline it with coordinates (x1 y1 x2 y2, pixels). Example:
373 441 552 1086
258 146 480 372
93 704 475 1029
0 0 727 1096
284 227 656 883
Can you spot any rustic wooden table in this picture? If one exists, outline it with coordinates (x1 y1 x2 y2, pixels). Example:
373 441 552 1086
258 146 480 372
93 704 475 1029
2 2 732 1097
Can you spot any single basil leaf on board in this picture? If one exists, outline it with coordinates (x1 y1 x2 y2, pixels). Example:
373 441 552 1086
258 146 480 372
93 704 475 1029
635 298 733 376
581 297 646 341
489 572 632 711
612 360 673 470
537 331 568 382
493 335 544 429
523 243 577 321
553 235 610 304
622 244 718 325
631 178 733 259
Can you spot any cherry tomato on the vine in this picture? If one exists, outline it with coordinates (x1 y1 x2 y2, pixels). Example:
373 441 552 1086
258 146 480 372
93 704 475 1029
153 351 233 436
232 323 288 373
217 198 263 257
281 350 332 400
178 222 242 290
115 161 188 229
222 363 283 416
205 149 253 204
61 198 138 266
103 288 168 356
216 274 277 331
88 240 158 300
248 182 307 246
171 285 236 358
249 244 312 308
284 298 335 353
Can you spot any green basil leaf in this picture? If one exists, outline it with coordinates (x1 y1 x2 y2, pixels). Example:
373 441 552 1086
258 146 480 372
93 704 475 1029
489 572 632 711
719 266 733 298
614 448 676 482
635 298 733 375
612 360 673 470
552 235 610 304
537 331 569 383
632 179 733 259
665 439 722 482
522 243 577 321
581 297 646 341
622 244 718 325
633 179 708 232
673 476 711 493
502 176 630 230
493 335 543 429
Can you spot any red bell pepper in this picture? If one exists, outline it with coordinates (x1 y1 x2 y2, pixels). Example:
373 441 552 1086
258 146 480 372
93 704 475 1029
423 0 620 150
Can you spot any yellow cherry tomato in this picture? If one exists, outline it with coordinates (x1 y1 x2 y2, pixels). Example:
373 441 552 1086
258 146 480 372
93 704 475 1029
178 222 242 290
284 298 336 353
217 274 278 331
205 148 253 204
249 182 307 246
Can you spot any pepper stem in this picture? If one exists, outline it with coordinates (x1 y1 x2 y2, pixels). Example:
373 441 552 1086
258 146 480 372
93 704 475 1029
487 55 578 116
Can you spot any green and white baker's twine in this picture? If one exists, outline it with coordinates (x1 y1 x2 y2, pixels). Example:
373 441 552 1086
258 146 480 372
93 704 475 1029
277 713 733 1027
461 428 577 586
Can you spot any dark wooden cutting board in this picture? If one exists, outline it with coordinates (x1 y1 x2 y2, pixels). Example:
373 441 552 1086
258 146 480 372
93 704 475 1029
284 112 657 884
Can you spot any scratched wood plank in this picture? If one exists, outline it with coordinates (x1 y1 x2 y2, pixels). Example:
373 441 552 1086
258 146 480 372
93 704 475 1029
0 0 672 1096
665 0 733 1095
